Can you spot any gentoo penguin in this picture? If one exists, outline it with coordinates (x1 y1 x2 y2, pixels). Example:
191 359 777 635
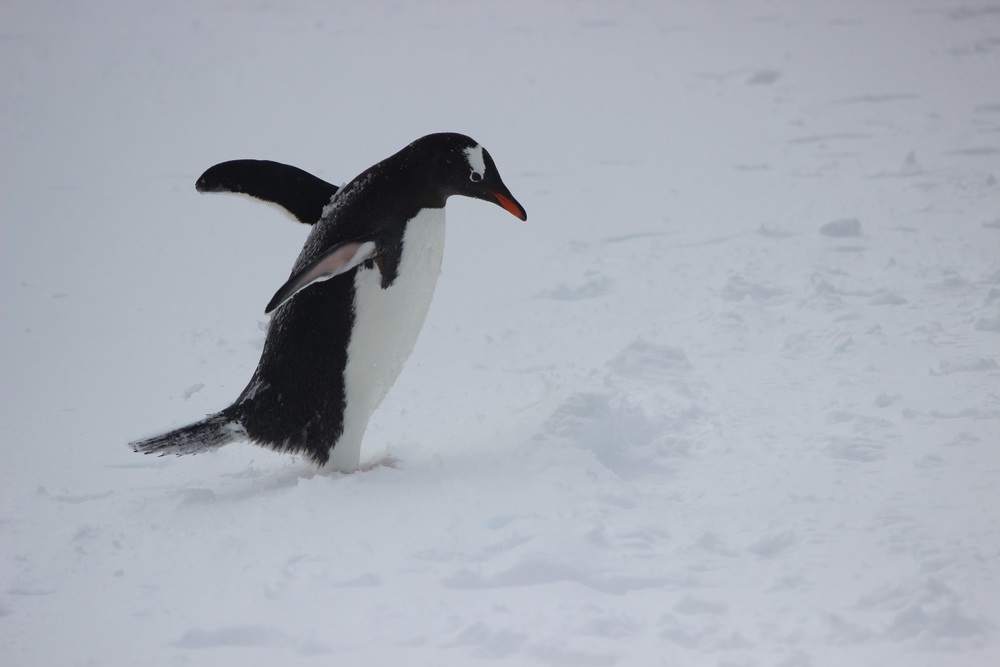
131 133 526 472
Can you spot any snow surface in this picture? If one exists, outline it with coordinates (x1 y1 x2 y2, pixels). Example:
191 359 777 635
2 1 999 665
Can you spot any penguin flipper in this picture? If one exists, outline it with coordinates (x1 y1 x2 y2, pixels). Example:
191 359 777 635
131 412 244 457
265 239 377 313
195 160 339 225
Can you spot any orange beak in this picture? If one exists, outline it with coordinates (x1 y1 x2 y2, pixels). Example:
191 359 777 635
490 189 527 221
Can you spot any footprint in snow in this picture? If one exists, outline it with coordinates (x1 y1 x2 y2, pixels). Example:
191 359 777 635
746 69 781 85
173 625 332 655
450 622 526 659
720 275 787 302
819 218 862 237
825 437 886 463
930 356 999 376
443 558 674 595
535 273 613 301
538 337 703 477
607 338 692 381
974 315 1000 331
746 530 797 558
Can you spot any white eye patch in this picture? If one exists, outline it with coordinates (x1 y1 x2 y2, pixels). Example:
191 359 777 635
464 144 486 182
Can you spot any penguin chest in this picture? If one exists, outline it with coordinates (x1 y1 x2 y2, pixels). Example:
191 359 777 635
342 207 447 429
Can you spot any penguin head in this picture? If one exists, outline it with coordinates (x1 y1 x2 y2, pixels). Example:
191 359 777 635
410 133 527 221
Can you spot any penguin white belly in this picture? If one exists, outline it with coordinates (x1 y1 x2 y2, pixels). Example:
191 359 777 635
329 207 447 472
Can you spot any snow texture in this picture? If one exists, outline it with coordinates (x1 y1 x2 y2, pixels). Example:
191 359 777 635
1 1 999 666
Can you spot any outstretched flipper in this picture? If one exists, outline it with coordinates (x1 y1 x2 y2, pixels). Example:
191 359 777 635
131 411 245 457
265 238 378 313
196 160 339 225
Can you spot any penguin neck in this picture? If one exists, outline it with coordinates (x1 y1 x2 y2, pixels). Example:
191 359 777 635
374 153 450 210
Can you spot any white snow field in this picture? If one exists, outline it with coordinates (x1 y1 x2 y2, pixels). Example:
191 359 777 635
2 1 999 665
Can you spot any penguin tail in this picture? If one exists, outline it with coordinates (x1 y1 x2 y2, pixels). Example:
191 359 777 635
130 411 245 458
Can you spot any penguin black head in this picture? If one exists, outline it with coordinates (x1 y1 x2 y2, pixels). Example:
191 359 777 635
406 133 528 221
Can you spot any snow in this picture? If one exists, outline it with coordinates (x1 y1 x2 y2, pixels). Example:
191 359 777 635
1 0 998 665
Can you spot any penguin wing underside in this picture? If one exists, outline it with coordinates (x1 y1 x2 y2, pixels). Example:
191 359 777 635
265 239 377 314
196 159 339 225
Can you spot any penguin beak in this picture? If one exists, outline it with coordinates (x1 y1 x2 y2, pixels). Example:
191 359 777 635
489 189 527 221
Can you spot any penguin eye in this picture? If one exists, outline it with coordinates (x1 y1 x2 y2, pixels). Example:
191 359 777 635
469 171 483 183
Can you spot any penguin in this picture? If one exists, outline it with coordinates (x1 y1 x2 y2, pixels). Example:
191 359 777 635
131 133 526 472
